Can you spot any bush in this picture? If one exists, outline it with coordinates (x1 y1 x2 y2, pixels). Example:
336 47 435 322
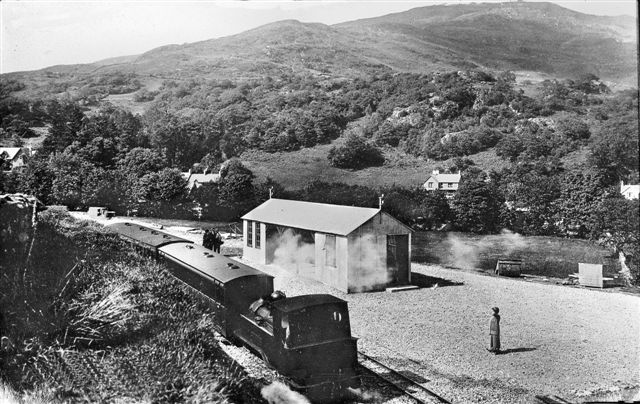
327 134 384 169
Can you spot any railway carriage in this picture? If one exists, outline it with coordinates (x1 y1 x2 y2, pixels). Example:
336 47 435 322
158 242 274 338
108 221 360 402
106 222 189 256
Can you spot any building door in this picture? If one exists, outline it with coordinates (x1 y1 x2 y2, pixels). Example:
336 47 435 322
387 235 409 285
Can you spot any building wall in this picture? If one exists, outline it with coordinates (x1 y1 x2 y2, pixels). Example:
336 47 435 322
346 212 412 292
424 178 438 190
242 220 266 264
242 212 411 293
314 232 349 292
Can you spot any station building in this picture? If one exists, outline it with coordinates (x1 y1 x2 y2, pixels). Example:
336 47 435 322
241 198 412 293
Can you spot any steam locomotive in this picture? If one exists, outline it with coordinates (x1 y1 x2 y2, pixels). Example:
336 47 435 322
107 222 360 402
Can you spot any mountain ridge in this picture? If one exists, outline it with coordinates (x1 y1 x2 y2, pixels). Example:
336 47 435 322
2 1 637 93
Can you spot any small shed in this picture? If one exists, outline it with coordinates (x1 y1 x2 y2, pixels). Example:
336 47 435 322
87 206 108 218
241 199 412 293
578 263 616 288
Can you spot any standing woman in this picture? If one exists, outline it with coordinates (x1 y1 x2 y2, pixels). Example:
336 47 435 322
489 307 501 354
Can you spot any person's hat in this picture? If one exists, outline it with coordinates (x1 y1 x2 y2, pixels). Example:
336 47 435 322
492 307 499 313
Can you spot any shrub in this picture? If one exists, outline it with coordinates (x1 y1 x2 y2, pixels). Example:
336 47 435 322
327 134 384 169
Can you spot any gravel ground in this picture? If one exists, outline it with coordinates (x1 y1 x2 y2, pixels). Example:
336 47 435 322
236 260 640 404
76 214 640 403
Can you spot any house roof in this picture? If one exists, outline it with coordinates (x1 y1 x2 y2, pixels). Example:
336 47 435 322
241 198 381 236
621 184 639 198
0 148 22 160
427 173 461 183
181 172 221 188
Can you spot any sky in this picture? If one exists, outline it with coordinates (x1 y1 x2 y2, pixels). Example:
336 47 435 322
1 0 637 74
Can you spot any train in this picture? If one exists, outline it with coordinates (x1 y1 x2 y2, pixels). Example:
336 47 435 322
106 221 360 402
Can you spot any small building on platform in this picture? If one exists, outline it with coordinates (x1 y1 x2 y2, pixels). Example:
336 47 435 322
241 198 412 293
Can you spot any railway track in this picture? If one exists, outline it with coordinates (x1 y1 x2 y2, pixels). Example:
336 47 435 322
358 351 451 404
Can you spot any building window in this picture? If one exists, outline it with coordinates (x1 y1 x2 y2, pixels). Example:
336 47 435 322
255 222 261 249
326 234 336 267
427 182 433 188
448 183 453 188
438 183 443 189
247 221 253 247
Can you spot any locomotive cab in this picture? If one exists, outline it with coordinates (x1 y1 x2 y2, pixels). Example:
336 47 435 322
272 295 360 400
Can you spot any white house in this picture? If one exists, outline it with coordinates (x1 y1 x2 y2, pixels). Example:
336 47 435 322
423 170 461 193
0 147 30 170
620 181 639 200
241 198 412 293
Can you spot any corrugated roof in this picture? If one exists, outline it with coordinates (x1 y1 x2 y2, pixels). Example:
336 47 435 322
241 199 380 236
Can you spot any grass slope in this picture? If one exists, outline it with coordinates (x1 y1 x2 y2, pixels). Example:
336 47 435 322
241 141 511 190
0 208 263 403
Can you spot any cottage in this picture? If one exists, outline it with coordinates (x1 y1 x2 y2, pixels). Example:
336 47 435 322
423 170 461 193
0 147 30 171
620 181 639 200
181 168 221 192
241 198 412 293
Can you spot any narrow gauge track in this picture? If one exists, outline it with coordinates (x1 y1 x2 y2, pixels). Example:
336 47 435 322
358 352 451 404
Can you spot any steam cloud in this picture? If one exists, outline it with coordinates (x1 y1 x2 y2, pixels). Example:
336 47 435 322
271 229 315 272
261 381 311 404
270 229 394 292
447 229 527 269
349 234 390 292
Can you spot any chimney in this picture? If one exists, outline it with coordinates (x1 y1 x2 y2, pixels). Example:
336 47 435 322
432 170 439 175
379 194 384 210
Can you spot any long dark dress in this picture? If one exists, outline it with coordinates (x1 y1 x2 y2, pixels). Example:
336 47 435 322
490 314 501 352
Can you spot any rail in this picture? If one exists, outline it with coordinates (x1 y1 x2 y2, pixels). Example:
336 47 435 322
358 351 450 404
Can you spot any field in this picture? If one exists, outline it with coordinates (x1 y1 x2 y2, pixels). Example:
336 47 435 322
413 231 620 279
241 144 511 191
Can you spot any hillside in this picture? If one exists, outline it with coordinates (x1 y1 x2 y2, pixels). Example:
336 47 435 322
3 1 637 101
336 2 637 82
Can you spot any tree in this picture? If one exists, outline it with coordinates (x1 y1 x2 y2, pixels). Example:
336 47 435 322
554 171 610 238
590 197 639 285
17 157 55 204
498 164 560 235
134 168 187 202
40 100 85 155
419 190 453 230
220 158 254 179
452 173 502 233
116 147 166 178
327 134 384 169
588 114 639 185
49 153 96 209
555 117 590 141
218 173 256 218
